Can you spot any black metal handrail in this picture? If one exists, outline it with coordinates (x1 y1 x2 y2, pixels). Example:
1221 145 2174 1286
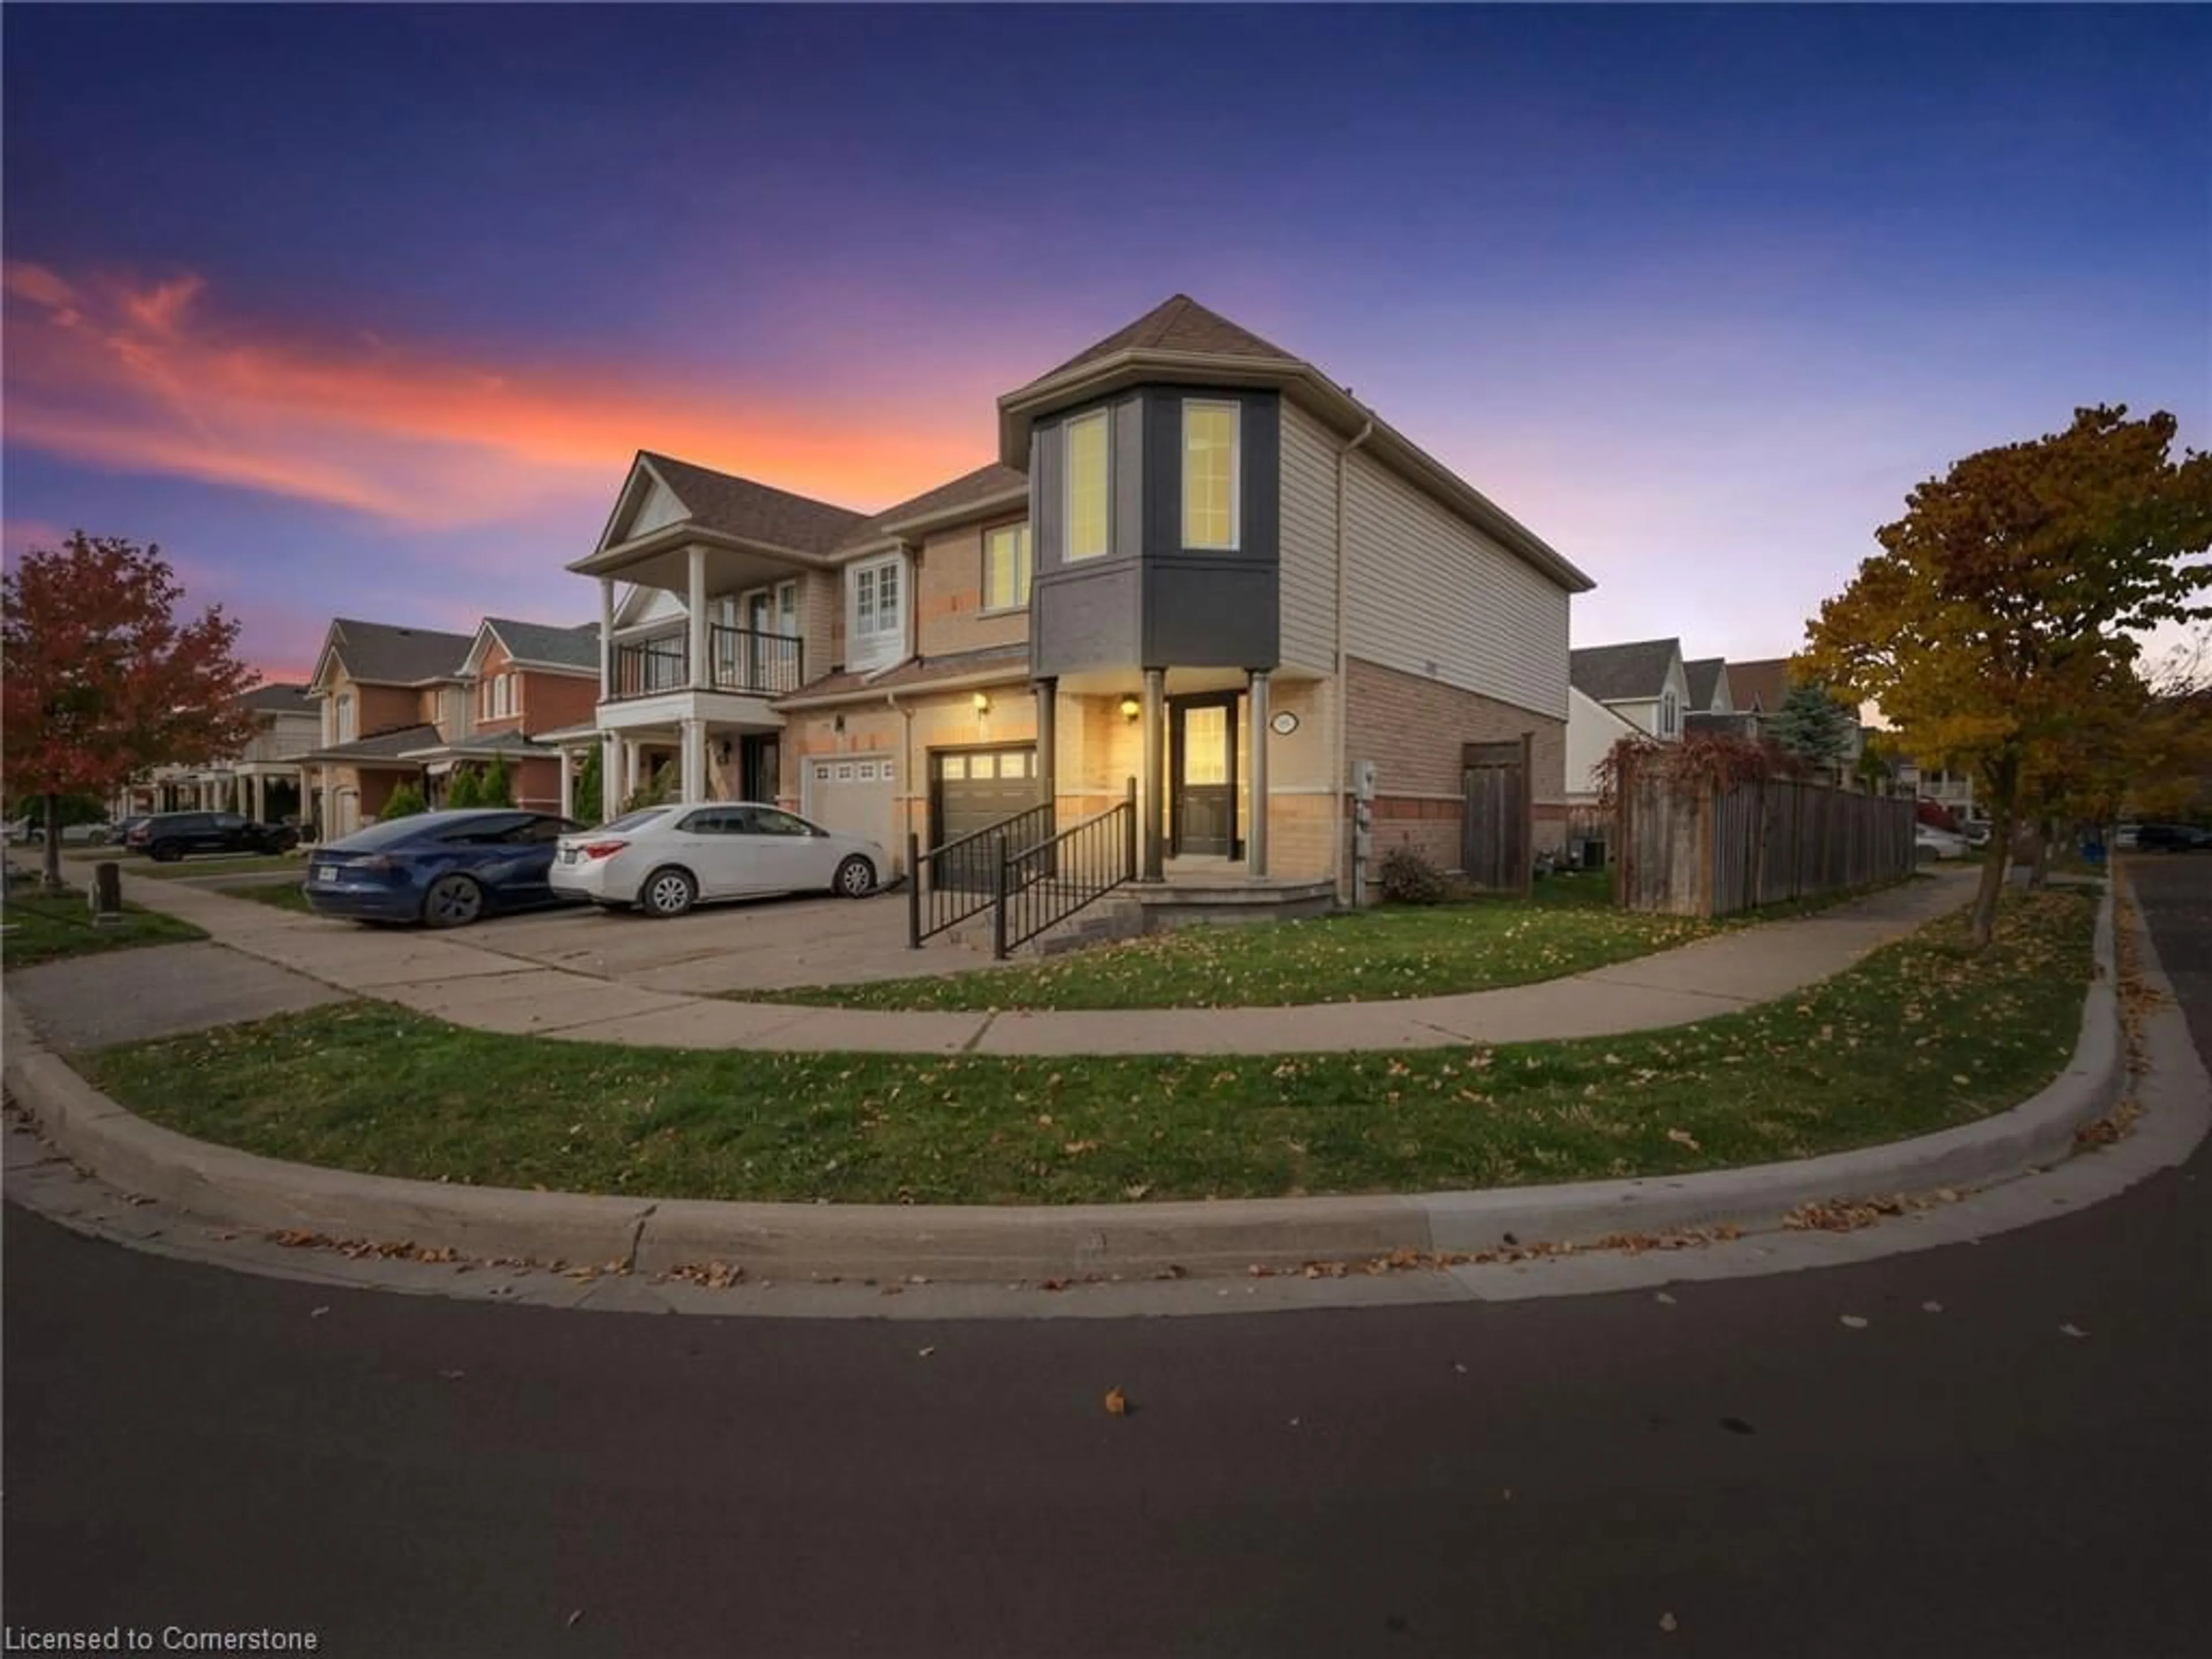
994 779 1137 959
906 798 1057 948
609 626 806 700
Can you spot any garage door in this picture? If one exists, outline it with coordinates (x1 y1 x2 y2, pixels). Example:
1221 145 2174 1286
803 753 897 858
930 746 1041 889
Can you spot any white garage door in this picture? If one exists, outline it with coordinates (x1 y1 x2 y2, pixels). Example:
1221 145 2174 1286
803 753 898 859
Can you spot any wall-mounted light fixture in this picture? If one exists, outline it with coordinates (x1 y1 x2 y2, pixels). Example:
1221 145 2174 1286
833 714 846 734
1119 695 1142 724
973 691 992 714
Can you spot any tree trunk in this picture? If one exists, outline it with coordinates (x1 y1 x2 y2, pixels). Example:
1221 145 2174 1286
39 792 65 892
2027 817 2055 890
1967 806 2012 949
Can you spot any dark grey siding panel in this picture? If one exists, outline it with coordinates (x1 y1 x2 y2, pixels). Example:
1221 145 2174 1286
1240 396 1282 566
1031 423 1063 571
1144 559 1279 668
1113 396 1145 562
1034 563 1141 675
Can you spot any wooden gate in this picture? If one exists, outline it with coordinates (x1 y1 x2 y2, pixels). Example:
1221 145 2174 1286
1461 734 1533 896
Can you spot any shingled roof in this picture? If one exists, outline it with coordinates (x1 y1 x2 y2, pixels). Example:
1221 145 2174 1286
1683 657 1728 711
324 620 475 686
236 684 313 714
639 452 868 555
1726 658 1794 714
297 723 442 764
483 618 600 673
772 645 1033 709
833 463 1030 552
1570 639 1681 704
1031 294 1300 385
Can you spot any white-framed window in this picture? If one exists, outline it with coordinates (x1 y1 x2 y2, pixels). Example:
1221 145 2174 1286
1181 400 1240 550
1661 689 1679 737
850 554 906 668
1065 410 1109 562
480 673 516 721
335 694 355 744
776 579 799 635
983 522 1032 612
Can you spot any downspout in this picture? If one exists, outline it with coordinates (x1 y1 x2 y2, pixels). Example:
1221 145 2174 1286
887 688 915 878
1331 412 1376 904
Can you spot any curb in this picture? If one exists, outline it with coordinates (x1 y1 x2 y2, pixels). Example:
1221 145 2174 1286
3 887 2123 1283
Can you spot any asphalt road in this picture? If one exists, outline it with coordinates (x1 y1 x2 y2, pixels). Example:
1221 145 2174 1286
6 861 2209 1658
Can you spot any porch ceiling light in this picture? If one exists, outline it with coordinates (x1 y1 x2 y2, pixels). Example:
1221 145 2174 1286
1119 695 1141 722
973 692 991 714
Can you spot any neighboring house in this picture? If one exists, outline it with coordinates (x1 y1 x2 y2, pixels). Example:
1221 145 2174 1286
421 618 604 816
1895 758 1979 820
1726 656 1873 792
568 293 1595 894
1683 657 1733 715
119 685 319 821
1565 638 1689 798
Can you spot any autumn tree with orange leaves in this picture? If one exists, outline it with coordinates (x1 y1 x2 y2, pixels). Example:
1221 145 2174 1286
1799 406 2212 949
2 533 260 890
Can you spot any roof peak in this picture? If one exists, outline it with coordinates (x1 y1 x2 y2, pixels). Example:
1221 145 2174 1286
1029 294 1302 385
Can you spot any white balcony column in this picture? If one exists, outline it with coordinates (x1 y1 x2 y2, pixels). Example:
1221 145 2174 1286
601 732 623 823
558 747 575 821
1141 667 1166 882
687 545 709 691
599 577 616 701
680 718 708 805
623 738 641 799
1246 670 1270 878
252 773 268 824
317 767 334 838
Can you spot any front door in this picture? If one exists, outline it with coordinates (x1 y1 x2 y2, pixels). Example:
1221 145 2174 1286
1170 695 1240 858
739 733 779 804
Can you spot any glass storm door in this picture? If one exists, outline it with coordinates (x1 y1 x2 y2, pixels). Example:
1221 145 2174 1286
1171 696 1239 858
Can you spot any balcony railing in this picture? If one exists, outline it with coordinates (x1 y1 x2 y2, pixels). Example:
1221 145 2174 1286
609 626 805 700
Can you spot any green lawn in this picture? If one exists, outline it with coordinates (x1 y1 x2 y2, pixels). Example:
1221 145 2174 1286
79 887 2098 1206
218 880 315 913
0 883 207 967
137 853 310 880
749 872 1914 1011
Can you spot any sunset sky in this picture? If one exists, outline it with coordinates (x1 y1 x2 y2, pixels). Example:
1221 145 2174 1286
4 3 2206 685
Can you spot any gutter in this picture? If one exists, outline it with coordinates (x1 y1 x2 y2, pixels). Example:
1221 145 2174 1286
1331 414 1376 905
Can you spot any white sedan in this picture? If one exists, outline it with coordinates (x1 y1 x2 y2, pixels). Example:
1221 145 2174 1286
1915 824 1970 860
552 802 886 918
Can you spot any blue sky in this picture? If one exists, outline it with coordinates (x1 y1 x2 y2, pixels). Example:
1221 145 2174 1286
5 2 2205 679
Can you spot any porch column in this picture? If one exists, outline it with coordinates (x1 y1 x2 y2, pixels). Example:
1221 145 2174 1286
318 767 334 838
687 545 709 691
1033 677 1057 814
1141 667 1166 882
680 718 707 805
601 732 623 823
252 773 267 824
623 738 641 798
558 747 575 820
599 577 616 702
1247 669 1271 878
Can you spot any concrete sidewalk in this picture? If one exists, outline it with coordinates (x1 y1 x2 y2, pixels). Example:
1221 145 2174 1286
107 866 1984 1056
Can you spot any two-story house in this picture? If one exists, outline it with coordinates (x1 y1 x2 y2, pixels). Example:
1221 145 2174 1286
1565 638 1691 799
569 294 1596 896
121 684 320 821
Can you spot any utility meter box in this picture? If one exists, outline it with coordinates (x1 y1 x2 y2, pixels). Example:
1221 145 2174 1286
1352 759 1378 801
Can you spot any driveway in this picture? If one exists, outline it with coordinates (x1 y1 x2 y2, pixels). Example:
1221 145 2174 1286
465 889 986 995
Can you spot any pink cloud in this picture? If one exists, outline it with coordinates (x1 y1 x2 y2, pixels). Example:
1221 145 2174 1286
2 262 994 530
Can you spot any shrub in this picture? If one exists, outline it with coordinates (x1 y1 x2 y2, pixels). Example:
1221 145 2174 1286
446 767 483 809
1378 843 1450 905
378 783 427 820
575 745 604 824
622 763 677 815
480 753 515 808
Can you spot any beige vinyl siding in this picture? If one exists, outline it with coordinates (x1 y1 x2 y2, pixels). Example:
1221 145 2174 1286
1278 402 1340 676
1342 450 1570 720
801 569 841 677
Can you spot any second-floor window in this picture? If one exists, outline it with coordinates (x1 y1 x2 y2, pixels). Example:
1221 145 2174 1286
1661 689 1679 737
1182 400 1240 550
1065 410 1109 561
851 556 905 663
335 694 355 744
479 673 516 721
984 522 1032 612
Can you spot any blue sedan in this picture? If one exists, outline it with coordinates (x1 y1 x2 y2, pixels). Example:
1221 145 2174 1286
303 809 585 928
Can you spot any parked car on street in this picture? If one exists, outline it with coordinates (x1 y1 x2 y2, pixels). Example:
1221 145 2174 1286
2134 823 2212 853
552 802 885 918
109 815 152 849
2115 823 2142 850
304 809 585 927
1915 824 1970 861
127 811 298 862
9 815 117 846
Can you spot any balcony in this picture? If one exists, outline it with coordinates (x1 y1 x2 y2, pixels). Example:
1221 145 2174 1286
610 625 805 700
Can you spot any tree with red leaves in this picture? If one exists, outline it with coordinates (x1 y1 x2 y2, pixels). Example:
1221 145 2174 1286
3 533 261 890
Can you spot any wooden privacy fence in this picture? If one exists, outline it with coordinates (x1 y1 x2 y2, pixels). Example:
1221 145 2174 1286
1615 764 1915 917
1461 736 1533 896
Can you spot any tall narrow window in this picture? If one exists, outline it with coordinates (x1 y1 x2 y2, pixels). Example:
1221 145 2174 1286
776 580 799 635
984 522 1032 611
1065 411 1109 562
851 556 905 666
1182 401 1240 550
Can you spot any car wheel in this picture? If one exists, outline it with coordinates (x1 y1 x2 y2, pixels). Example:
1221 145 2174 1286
421 873 486 929
832 854 877 898
639 866 697 918
149 842 184 864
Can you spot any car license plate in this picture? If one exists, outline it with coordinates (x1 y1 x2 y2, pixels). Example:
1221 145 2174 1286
559 847 577 864
317 867 339 884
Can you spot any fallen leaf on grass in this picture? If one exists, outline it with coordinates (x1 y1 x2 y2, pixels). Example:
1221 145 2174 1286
1665 1128 1701 1151
1103 1387 1128 1417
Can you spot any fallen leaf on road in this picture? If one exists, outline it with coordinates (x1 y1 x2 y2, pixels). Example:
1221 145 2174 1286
917 1347 935 1359
566 1610 582 1628
2060 1323 2089 1339
309 1306 329 1319
1840 1314 1869 1329
1655 1292 1677 1305
1922 1301 1944 1313
1103 1387 1128 1416
1660 1612 1679 1633
438 1369 465 1380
